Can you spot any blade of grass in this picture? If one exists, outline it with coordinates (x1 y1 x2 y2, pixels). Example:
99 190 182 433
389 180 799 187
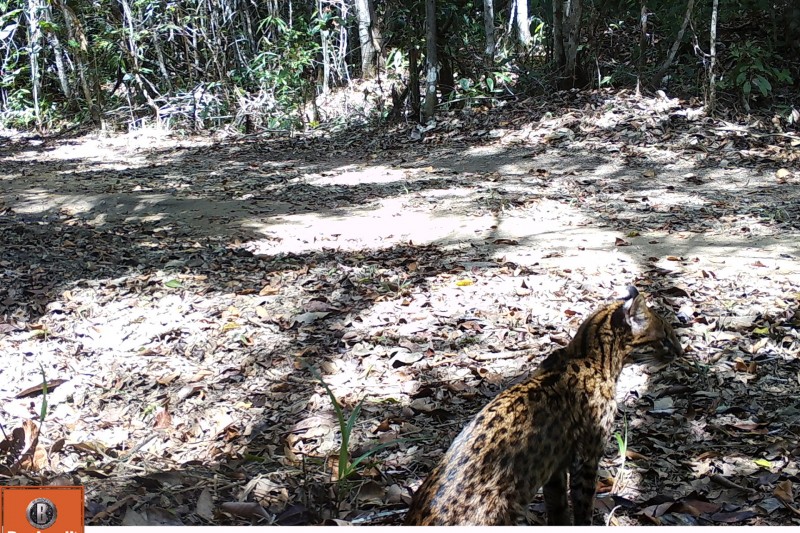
38 363 49 423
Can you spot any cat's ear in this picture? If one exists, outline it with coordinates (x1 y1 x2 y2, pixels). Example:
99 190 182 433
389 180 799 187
624 285 639 300
623 293 651 335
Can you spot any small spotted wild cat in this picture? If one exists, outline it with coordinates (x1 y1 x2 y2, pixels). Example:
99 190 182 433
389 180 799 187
404 286 682 525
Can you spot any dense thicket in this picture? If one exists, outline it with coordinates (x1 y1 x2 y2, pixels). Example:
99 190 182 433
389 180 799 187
0 0 797 131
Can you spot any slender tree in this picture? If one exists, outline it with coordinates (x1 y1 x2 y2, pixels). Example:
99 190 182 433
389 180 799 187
636 0 648 90
25 0 42 127
53 0 101 123
423 0 438 122
483 0 495 64
514 0 531 48
552 0 583 88
354 0 383 78
41 2 70 99
707 0 719 114
651 0 695 89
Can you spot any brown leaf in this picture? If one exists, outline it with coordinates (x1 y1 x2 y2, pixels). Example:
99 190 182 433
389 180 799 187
188 369 213 383
259 285 280 296
355 480 385 504
220 501 271 521
660 285 690 298
157 372 180 385
250 477 289 513
615 237 631 246
196 488 214 521
0 420 40 474
681 499 721 514
303 299 336 312
153 408 172 429
16 379 68 398
626 449 650 461
774 480 794 503
772 479 800 516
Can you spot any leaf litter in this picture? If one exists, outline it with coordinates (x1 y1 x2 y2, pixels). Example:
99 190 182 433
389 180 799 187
0 92 799 525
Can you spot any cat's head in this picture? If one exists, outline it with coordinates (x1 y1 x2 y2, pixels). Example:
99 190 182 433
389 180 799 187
622 286 683 368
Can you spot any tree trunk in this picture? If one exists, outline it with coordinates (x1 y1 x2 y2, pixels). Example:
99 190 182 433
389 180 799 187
25 0 43 128
354 0 383 78
515 0 531 48
54 0 102 124
483 0 495 65
552 0 583 89
422 0 438 122
118 0 159 121
707 0 719 115
636 0 648 88
41 2 70 99
552 0 565 69
409 44 420 119
152 31 174 93
355 0 376 77
318 0 331 93
564 0 582 86
367 0 384 72
651 0 695 89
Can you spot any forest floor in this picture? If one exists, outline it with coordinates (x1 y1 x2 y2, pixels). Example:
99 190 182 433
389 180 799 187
1 91 799 526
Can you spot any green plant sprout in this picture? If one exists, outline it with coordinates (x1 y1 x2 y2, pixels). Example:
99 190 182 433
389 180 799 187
612 415 628 493
305 364 405 484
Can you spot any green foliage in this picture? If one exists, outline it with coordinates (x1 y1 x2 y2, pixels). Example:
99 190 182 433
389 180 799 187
2 89 41 128
0 0 797 129
306 365 401 484
38 363 49 423
0 6 24 91
612 416 628 491
449 69 513 107
247 14 320 127
720 41 793 104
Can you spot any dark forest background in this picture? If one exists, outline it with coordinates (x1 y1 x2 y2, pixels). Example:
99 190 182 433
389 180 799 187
1 0 798 132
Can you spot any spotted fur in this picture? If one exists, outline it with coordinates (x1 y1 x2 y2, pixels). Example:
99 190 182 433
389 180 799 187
404 286 682 525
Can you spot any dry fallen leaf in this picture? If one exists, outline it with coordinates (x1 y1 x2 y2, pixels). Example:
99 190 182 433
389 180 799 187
196 488 215 521
220 501 271 521
774 480 794 504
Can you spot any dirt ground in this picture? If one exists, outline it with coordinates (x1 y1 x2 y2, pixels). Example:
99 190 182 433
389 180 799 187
1 93 799 525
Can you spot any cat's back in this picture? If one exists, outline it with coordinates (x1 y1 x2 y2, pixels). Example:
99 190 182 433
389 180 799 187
404 367 573 525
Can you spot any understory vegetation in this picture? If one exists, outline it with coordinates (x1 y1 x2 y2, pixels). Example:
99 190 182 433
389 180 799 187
0 0 798 131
